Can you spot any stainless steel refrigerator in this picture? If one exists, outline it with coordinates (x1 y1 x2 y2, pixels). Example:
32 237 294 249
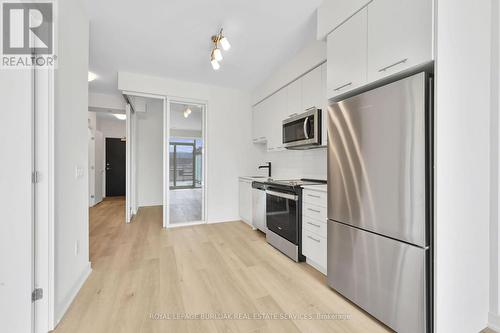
327 72 433 333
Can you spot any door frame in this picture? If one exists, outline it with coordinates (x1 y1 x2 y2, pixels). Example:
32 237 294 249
122 91 208 229
166 97 208 228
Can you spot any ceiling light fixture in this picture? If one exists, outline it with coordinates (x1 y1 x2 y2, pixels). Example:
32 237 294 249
88 71 98 82
183 106 192 118
210 28 230 70
114 113 126 120
211 55 220 70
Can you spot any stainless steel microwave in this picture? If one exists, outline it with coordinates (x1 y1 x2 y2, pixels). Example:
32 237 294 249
282 108 322 149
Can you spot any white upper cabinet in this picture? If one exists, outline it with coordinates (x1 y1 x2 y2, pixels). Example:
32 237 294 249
286 79 302 118
327 7 368 99
252 63 326 149
320 63 328 146
367 0 433 81
301 66 323 111
317 0 372 40
252 100 267 143
267 88 286 151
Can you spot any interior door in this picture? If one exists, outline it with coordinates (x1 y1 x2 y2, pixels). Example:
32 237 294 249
105 138 126 196
0 65 34 333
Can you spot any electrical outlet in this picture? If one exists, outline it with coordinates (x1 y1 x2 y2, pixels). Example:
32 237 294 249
75 240 79 256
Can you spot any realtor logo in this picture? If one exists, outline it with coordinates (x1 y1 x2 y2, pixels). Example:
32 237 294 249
2 2 52 54
1 1 56 67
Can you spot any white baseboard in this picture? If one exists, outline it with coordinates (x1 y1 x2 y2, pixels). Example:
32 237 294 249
490 312 500 332
207 217 241 224
54 262 92 326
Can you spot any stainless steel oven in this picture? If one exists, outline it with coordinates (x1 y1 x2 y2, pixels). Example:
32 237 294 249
282 107 322 149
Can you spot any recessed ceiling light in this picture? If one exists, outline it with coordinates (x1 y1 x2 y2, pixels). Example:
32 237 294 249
88 71 98 82
114 114 126 120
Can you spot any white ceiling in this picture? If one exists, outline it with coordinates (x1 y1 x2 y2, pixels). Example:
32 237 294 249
86 0 321 96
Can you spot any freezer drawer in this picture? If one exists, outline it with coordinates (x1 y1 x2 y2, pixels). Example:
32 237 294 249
328 220 428 333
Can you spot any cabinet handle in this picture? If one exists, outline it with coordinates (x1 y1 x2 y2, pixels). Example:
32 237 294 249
307 222 321 228
307 235 321 243
307 194 321 199
308 208 321 213
334 82 352 91
378 58 408 72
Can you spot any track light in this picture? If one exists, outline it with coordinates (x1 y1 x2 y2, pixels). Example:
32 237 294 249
210 28 230 70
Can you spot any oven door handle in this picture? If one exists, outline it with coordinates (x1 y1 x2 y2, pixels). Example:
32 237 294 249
266 190 298 201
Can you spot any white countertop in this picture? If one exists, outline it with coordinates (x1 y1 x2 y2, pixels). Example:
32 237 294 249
301 184 327 192
239 176 269 181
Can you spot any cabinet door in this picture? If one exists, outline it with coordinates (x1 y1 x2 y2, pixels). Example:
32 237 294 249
327 7 367 98
367 0 433 81
301 66 323 111
317 0 372 40
251 104 261 142
239 180 252 224
320 63 328 146
267 89 287 151
286 79 302 118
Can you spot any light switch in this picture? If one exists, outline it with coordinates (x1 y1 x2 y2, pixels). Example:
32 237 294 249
75 166 84 179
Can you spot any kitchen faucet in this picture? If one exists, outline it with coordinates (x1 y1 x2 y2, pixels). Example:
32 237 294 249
258 162 272 177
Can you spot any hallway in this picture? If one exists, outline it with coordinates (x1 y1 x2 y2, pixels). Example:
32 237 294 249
54 198 389 333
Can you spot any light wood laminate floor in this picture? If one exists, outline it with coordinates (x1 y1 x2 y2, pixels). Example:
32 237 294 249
54 198 391 333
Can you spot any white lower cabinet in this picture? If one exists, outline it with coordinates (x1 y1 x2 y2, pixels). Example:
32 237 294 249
301 187 328 274
238 179 252 226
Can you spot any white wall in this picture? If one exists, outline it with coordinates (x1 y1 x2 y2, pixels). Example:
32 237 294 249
96 113 126 138
53 0 91 324
88 92 126 113
136 103 163 207
490 0 500 331
251 40 326 105
435 0 491 331
119 72 255 222
251 145 327 180
250 39 328 180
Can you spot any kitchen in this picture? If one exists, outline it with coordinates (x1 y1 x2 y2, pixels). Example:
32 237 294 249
238 0 493 332
3 0 496 332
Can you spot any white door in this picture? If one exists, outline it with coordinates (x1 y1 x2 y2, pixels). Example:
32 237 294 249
0 69 34 332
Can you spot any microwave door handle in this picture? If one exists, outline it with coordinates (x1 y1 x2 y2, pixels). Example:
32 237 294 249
303 116 309 139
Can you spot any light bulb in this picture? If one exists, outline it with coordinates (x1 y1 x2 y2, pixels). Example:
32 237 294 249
185 107 192 115
183 111 189 118
114 113 126 120
220 36 231 51
88 71 98 82
213 48 223 61
211 58 220 70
